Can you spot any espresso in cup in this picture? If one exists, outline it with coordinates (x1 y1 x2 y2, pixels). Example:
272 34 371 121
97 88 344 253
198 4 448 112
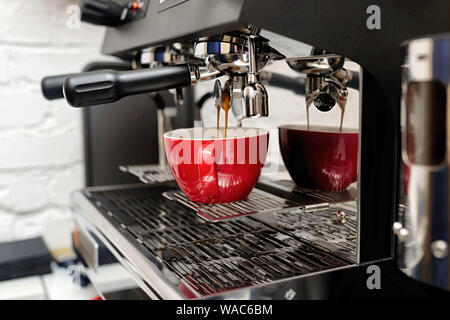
164 127 269 203
279 124 358 191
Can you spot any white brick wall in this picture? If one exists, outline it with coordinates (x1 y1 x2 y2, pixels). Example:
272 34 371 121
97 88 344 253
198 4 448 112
0 0 106 241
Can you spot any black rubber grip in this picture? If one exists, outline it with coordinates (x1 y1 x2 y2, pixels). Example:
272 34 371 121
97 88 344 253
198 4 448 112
81 0 124 27
41 62 132 101
63 64 192 107
41 74 71 100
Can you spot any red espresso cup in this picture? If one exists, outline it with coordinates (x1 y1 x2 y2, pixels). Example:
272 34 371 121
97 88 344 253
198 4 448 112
164 127 269 203
279 125 358 191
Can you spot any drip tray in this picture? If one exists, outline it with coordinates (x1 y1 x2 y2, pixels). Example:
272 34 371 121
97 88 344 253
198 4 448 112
119 164 173 183
78 184 350 297
162 189 301 222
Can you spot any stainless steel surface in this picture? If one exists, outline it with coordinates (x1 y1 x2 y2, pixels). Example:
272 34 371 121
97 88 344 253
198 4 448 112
242 36 269 119
138 44 188 67
72 183 355 299
74 220 99 272
119 164 173 183
162 189 300 222
189 64 222 86
397 34 450 290
287 55 345 75
72 187 186 299
156 108 167 168
192 34 285 120
303 68 350 126
259 29 314 60
229 74 248 123
193 35 283 75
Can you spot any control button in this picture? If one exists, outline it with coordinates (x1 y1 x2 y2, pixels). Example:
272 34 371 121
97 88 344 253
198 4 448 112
131 1 138 11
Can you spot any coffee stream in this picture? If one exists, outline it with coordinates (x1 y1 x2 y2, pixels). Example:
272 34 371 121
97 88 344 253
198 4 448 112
216 81 231 138
222 88 230 138
305 104 345 132
339 104 345 132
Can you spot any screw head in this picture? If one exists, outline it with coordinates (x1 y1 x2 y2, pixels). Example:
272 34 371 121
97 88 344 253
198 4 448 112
397 228 410 242
393 222 403 234
336 210 347 224
431 240 448 259
284 288 296 300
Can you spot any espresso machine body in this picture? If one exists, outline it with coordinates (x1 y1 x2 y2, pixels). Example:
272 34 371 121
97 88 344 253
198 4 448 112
41 0 450 299
99 0 450 263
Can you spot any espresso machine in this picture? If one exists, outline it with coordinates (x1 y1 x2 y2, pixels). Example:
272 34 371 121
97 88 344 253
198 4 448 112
41 0 450 299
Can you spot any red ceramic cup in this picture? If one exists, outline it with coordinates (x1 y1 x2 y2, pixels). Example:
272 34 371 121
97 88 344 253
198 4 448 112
164 127 269 203
279 125 358 191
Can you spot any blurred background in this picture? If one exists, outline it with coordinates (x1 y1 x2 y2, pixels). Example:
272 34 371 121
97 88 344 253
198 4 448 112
0 0 110 299
0 0 107 242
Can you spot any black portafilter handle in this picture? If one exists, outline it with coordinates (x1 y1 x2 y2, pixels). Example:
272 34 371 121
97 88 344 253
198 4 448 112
63 64 192 107
41 61 132 100
41 74 69 100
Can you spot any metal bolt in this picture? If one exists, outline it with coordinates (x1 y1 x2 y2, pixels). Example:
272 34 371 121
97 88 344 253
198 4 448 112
397 228 410 242
336 210 347 224
392 222 403 235
284 288 296 300
431 240 448 259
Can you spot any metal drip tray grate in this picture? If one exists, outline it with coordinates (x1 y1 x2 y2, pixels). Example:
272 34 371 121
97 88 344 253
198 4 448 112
252 203 358 263
119 164 173 183
83 184 349 297
261 178 358 204
294 188 357 203
162 189 301 222
164 234 345 295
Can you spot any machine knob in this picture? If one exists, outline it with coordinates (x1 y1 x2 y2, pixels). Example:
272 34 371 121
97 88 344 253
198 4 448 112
81 0 124 27
313 93 335 112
